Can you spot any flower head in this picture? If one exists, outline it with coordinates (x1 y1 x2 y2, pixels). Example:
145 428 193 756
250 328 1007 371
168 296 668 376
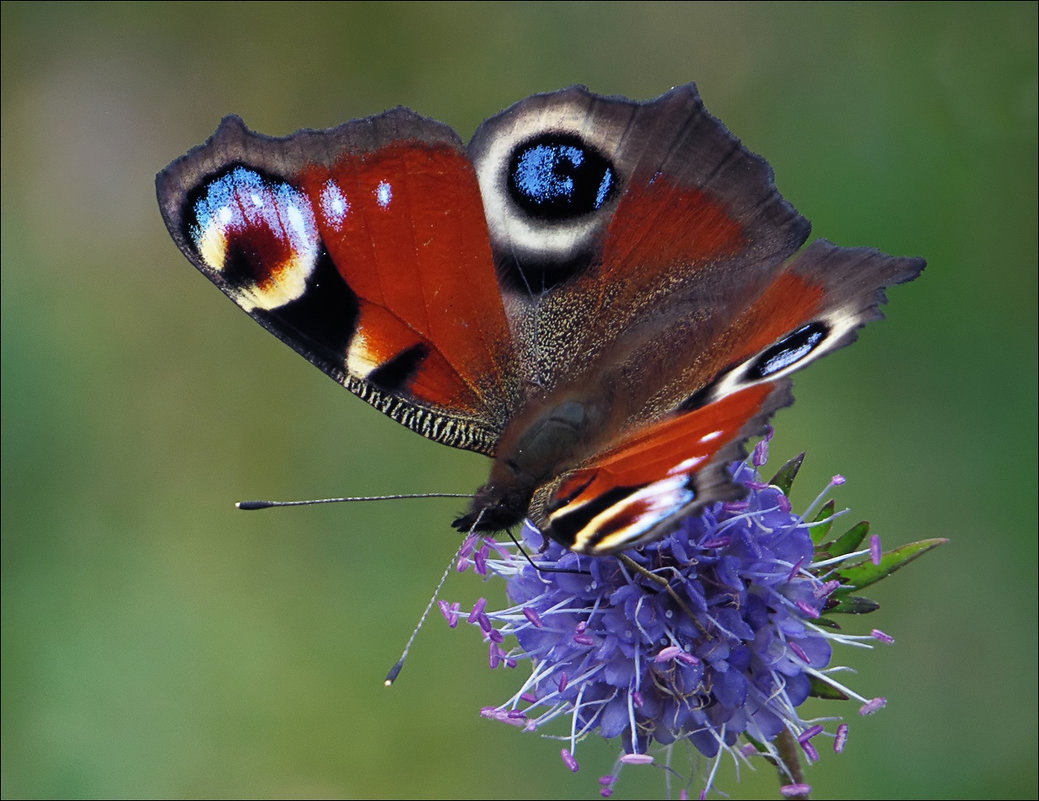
447 433 942 797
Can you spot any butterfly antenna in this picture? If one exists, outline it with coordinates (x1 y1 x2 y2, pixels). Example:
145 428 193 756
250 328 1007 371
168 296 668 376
384 510 485 686
236 493 471 510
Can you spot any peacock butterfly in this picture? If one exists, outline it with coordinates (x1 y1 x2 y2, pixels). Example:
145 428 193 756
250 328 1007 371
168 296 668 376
156 84 923 555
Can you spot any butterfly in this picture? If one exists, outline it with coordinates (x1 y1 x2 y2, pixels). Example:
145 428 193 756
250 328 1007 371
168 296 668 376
156 84 923 556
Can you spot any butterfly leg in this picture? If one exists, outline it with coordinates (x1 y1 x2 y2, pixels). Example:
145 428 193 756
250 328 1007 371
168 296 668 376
616 553 708 635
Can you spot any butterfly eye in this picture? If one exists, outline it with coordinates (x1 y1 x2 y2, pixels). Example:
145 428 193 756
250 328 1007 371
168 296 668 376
507 134 616 220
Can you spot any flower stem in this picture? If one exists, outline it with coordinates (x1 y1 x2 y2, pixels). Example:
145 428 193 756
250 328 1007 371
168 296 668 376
776 729 810 798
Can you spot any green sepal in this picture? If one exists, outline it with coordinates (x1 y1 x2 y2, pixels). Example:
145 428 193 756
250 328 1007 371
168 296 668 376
826 594 881 615
812 615 841 630
824 520 870 557
835 538 948 592
743 734 767 753
808 676 850 700
769 453 805 494
740 734 786 769
809 499 836 544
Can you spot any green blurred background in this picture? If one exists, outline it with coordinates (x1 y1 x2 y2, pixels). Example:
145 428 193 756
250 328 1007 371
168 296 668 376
2 3 1036 798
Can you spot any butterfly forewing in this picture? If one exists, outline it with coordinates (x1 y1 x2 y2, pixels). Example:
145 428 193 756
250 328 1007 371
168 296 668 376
157 112 521 455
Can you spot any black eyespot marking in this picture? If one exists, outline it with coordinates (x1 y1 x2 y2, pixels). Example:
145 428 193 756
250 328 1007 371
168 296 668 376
748 322 829 380
546 485 636 548
368 343 430 392
508 134 616 220
253 249 359 361
493 247 597 295
679 381 722 412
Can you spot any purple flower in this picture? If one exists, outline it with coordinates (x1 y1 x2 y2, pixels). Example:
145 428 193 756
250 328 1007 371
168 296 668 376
446 434 934 797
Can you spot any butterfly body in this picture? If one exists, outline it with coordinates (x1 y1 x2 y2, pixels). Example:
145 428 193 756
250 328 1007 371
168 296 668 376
157 84 923 555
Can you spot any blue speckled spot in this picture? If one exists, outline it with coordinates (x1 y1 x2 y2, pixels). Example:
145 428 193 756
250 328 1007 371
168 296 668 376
595 170 613 209
513 144 583 206
507 136 616 220
320 180 350 229
756 325 826 377
190 166 319 280
192 167 267 241
375 180 392 208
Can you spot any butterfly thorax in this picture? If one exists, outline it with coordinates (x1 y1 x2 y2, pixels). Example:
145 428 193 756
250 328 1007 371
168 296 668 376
453 394 608 535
